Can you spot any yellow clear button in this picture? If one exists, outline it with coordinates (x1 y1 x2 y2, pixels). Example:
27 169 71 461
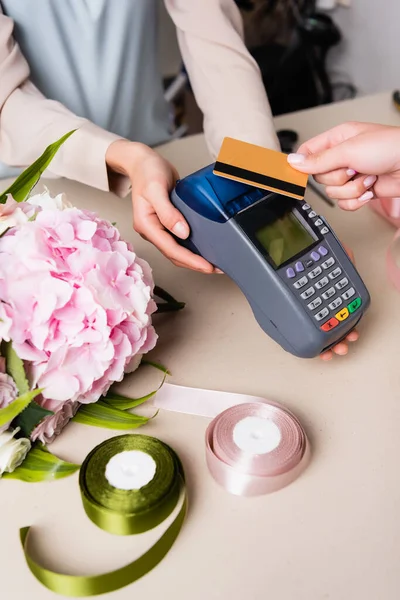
335 307 349 321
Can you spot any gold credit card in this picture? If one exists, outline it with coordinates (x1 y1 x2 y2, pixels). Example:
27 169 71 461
213 137 308 200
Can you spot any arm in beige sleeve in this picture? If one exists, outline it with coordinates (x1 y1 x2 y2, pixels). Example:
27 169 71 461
164 0 280 159
0 8 129 195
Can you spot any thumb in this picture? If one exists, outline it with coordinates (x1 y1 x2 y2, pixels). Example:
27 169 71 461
287 144 350 175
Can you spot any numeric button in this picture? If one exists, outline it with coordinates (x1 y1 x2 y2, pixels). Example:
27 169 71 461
342 287 355 300
322 257 335 270
309 266 322 279
328 297 342 311
315 276 329 290
329 267 342 280
336 277 349 291
301 286 315 300
293 276 308 290
307 297 322 311
322 287 336 300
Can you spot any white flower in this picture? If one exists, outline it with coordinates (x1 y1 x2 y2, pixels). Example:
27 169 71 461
0 427 31 476
27 189 72 212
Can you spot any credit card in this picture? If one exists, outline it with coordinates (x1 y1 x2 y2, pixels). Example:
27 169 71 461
213 137 308 200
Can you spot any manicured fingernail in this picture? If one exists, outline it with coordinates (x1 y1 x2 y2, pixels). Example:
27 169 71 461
363 175 377 187
215 268 224 274
346 169 356 176
172 222 189 238
359 191 374 203
287 153 306 165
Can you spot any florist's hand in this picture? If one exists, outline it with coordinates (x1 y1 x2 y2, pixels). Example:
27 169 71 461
320 245 359 361
287 122 400 211
106 139 216 273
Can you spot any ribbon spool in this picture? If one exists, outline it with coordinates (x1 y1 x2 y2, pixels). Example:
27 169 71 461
206 402 309 496
20 434 187 597
80 434 181 535
151 383 310 497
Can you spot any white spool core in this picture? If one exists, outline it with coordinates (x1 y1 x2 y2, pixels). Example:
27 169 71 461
105 450 157 490
233 416 281 454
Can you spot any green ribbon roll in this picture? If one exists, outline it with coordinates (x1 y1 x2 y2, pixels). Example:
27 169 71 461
20 434 187 597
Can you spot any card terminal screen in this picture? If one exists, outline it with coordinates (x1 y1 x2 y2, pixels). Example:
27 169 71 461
255 209 316 267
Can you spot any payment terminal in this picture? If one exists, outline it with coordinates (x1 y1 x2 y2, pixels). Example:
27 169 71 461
170 164 370 358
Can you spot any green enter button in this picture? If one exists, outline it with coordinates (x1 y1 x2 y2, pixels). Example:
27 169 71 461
348 297 362 313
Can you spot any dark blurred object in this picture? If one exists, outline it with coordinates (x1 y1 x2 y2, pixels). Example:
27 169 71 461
393 90 400 112
237 0 349 115
277 129 298 153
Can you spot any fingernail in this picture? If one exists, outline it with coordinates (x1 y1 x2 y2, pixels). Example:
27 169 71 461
363 175 377 188
346 169 356 177
359 191 374 203
287 153 306 165
172 222 189 238
215 268 224 274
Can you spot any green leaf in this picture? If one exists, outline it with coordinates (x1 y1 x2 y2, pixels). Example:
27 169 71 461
105 373 167 411
0 130 76 204
73 401 154 430
0 388 42 428
3 444 79 482
104 390 157 411
141 360 170 375
2 341 29 394
13 401 54 438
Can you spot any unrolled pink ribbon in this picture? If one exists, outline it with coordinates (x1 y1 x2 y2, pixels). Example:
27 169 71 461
153 383 310 496
371 199 400 292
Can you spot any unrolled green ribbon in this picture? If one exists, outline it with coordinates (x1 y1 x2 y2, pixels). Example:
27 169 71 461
20 434 187 597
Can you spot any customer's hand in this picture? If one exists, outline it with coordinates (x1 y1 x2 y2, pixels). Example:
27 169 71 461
287 122 400 211
106 139 216 272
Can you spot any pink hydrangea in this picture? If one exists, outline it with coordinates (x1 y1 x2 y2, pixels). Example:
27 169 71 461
0 205 157 443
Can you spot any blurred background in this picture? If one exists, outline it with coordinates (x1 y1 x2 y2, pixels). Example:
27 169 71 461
158 0 398 138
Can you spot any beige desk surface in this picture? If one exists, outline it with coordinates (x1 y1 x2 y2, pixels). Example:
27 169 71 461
2 92 400 600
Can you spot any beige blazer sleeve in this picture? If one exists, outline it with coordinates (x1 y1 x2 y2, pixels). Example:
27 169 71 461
0 2 278 194
0 7 128 194
165 0 280 158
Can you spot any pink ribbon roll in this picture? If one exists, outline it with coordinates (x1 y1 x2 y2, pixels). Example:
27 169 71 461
153 384 310 497
206 402 309 496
